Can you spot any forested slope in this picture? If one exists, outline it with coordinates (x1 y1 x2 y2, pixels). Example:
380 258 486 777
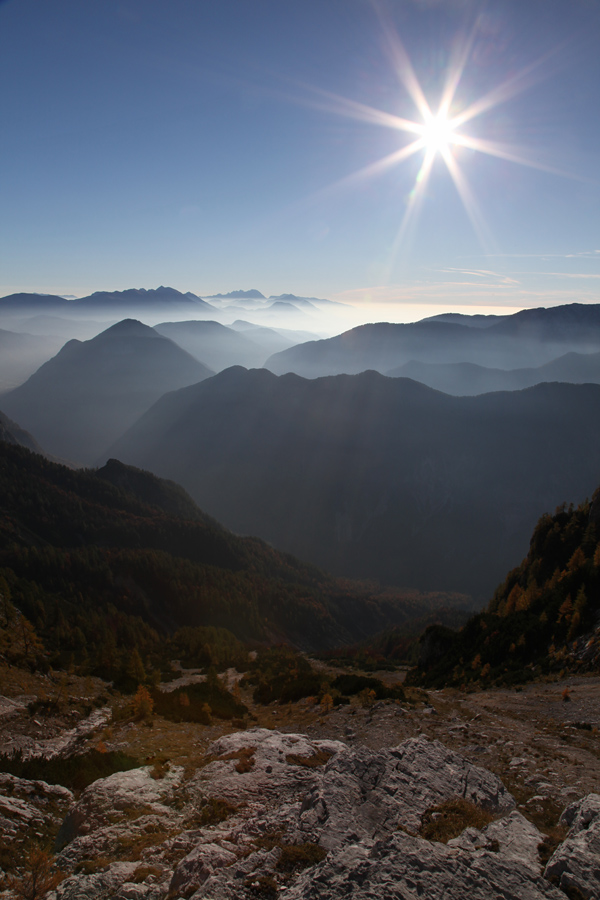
408 489 600 688
0 441 465 682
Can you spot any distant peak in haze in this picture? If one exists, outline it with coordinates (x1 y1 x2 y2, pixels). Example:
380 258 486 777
86 286 186 302
207 289 266 299
95 318 158 338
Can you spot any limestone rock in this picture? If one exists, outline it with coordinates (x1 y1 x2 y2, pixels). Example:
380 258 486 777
52 861 162 900
38 729 593 900
169 842 237 898
544 793 600 899
0 773 73 840
56 763 184 851
282 831 565 900
297 734 514 849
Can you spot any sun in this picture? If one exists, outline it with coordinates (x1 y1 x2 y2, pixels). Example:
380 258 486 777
419 111 456 156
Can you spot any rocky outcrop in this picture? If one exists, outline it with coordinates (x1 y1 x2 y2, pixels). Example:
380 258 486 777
5 729 593 900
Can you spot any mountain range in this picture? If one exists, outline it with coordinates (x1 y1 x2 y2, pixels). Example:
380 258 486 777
103 366 600 599
0 286 214 316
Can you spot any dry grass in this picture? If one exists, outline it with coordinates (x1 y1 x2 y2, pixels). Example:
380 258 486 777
189 796 239 828
285 750 332 768
219 746 256 773
276 843 327 873
244 874 278 897
127 864 164 883
419 798 495 843
538 826 568 867
150 758 170 780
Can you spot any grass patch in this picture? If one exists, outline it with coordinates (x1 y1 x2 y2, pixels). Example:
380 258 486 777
150 758 170 780
419 797 495 844
538 826 568 867
115 823 172 861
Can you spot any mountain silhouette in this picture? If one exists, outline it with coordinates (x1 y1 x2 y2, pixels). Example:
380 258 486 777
104 367 600 599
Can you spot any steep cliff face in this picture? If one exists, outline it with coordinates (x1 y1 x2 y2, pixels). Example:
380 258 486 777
5 729 598 900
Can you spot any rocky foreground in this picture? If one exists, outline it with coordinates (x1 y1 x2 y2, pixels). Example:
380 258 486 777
1 727 599 900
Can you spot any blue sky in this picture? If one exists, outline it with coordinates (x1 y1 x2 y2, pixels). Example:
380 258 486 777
1 0 599 320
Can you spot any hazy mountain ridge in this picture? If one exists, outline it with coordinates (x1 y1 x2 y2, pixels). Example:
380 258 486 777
265 303 600 378
0 319 214 464
0 327 65 392
0 409 44 453
104 367 600 599
153 320 273 371
387 350 600 395
0 286 215 314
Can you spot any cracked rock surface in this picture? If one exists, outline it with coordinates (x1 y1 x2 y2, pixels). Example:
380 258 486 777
2 728 589 900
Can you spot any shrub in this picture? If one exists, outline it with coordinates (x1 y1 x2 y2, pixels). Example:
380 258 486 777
132 685 154 720
6 847 63 900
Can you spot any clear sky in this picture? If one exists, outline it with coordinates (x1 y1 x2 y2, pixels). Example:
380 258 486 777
1 0 599 320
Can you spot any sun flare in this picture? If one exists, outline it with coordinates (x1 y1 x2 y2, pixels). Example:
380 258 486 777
418 112 456 155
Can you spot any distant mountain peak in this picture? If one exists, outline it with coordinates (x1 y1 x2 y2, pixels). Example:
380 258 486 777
94 318 158 339
208 289 266 299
